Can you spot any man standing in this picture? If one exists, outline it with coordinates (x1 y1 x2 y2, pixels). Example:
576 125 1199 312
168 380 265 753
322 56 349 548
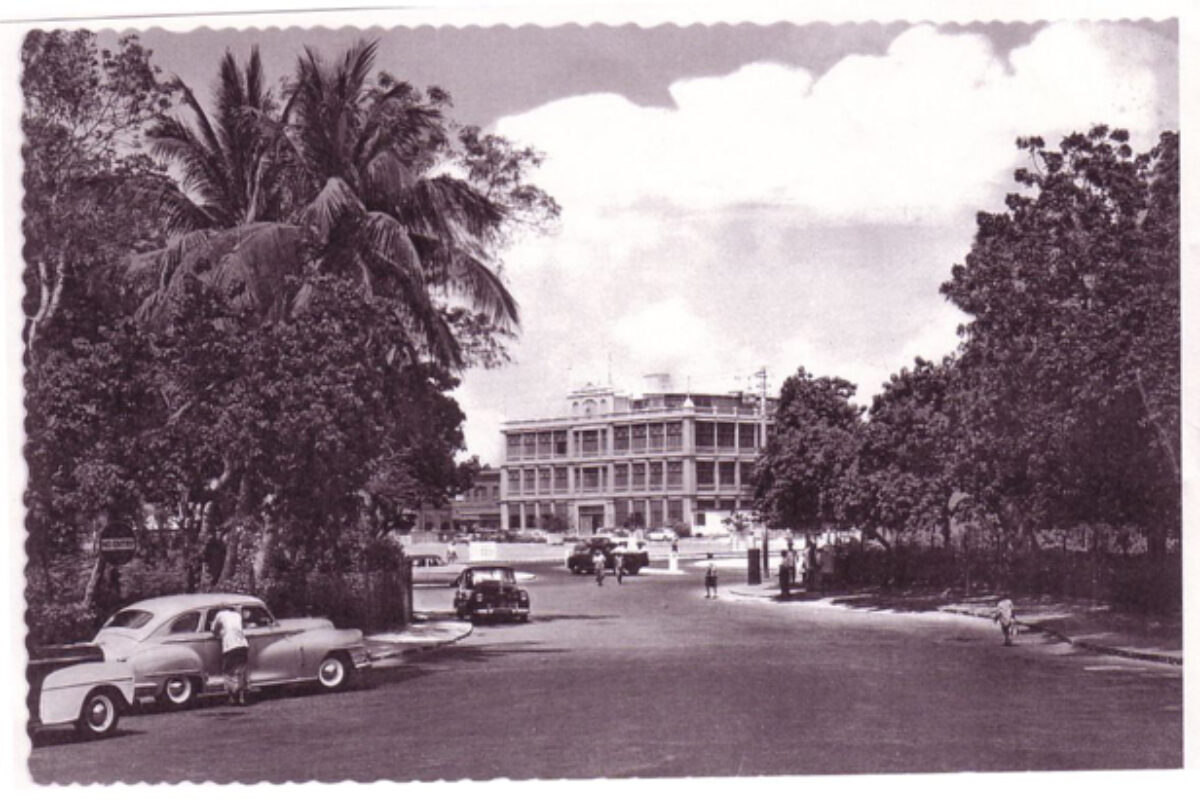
704 553 718 599
614 552 625 584
213 605 250 706
779 549 793 598
593 548 606 586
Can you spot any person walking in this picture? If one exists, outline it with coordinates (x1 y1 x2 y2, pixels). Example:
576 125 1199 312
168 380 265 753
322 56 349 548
779 549 793 598
993 598 1017 646
614 553 625 584
212 605 250 706
704 553 718 598
593 548 606 586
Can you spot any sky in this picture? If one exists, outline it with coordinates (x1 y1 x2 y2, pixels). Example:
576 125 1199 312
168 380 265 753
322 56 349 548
102 19 1179 465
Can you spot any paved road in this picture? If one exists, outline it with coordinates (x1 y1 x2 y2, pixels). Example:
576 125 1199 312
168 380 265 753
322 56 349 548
28 559 1182 783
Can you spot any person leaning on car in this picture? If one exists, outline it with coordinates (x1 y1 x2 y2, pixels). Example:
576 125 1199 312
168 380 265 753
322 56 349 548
212 606 250 706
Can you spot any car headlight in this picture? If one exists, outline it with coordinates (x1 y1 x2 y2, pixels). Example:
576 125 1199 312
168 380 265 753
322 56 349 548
474 592 484 602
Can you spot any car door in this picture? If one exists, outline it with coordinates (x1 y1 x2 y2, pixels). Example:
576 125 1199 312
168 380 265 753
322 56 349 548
161 610 222 687
241 604 301 684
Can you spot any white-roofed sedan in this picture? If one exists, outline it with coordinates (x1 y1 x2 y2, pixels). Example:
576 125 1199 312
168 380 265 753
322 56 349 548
91 592 371 709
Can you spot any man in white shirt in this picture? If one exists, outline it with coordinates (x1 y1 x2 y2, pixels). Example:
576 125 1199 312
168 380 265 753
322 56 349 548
212 606 250 705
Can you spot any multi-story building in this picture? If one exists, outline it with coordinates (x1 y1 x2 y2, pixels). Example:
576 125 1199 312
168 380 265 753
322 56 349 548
451 466 502 531
499 376 776 535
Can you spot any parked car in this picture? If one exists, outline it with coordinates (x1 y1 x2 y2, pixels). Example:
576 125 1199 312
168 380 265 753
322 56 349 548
646 526 678 542
453 566 530 622
26 644 136 740
566 538 649 574
90 593 371 709
409 552 467 586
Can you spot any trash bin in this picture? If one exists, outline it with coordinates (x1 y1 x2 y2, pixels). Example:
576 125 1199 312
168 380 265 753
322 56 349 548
747 548 762 585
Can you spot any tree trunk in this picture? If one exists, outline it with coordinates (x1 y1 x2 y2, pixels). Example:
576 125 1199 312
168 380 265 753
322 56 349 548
27 254 66 373
82 555 106 607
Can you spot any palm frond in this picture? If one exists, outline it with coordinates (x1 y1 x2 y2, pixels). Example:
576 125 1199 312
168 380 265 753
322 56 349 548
362 210 422 277
444 249 520 329
397 175 507 245
303 176 365 242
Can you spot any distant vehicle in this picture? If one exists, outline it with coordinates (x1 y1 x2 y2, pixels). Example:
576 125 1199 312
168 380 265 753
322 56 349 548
409 552 467 586
26 644 136 740
90 593 370 709
646 527 678 542
596 527 630 539
453 566 531 622
517 528 550 543
566 538 649 575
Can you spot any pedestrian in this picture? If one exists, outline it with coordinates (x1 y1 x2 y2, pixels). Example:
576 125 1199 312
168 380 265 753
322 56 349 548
779 549 793 598
704 553 718 598
614 553 625 584
593 548 606 586
993 598 1017 646
806 539 819 591
212 605 250 706
447 537 458 563
819 541 835 592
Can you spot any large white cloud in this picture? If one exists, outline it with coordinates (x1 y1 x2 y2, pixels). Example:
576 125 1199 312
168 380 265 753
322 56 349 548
460 21 1176 464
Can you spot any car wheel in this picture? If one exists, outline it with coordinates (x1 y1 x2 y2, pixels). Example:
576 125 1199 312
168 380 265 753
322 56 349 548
76 688 120 740
160 675 196 709
519 614 530 623
316 654 351 692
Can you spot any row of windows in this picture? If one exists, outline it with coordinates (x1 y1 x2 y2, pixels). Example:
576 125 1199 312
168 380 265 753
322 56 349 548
465 485 499 501
504 461 754 495
504 420 762 461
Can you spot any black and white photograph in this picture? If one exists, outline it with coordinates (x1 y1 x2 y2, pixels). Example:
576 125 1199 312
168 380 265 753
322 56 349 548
3 0 1192 796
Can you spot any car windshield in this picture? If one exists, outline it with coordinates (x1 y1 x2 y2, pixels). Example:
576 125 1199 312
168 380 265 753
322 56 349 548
104 608 154 629
471 568 513 584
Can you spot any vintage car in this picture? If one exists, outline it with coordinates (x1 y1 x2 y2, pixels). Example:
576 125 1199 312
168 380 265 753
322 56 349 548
26 644 136 740
646 526 679 542
566 538 650 575
90 593 371 708
409 552 467 587
452 566 530 622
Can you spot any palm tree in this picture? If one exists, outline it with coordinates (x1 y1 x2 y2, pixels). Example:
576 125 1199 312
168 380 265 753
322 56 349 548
133 39 520 370
146 46 286 231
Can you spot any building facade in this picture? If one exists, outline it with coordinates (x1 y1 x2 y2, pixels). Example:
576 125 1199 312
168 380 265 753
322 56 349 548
451 466 502 531
499 378 776 535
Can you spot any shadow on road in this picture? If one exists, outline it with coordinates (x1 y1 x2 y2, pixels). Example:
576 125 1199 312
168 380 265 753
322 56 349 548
29 726 146 748
528 613 620 623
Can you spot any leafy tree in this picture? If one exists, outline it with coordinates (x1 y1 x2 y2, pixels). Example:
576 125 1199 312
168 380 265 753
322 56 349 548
855 356 960 548
753 368 864 535
941 127 1179 556
21 30 174 367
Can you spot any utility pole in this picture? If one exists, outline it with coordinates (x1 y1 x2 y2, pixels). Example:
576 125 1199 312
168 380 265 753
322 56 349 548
752 367 770 579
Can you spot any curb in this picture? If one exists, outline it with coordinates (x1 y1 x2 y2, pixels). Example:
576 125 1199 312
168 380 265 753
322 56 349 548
365 620 474 664
937 607 1182 667
729 586 1182 667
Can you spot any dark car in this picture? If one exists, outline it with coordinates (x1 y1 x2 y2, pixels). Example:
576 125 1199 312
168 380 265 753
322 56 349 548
453 566 531 622
566 538 649 575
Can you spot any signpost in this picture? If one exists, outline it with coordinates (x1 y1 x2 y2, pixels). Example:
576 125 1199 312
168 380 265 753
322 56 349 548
98 521 136 566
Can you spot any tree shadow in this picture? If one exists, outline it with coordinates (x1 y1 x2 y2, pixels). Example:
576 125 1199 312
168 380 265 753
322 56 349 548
29 725 146 748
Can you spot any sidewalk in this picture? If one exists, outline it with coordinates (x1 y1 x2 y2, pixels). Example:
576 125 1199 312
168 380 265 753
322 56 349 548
363 615 474 668
728 582 1182 666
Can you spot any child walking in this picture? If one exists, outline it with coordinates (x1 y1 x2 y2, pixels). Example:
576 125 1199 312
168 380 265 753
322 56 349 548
993 598 1016 646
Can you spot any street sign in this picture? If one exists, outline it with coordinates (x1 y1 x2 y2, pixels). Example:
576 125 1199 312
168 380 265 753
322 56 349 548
98 522 137 565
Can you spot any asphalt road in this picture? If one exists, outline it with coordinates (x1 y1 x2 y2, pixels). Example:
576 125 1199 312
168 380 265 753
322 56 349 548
28 558 1182 783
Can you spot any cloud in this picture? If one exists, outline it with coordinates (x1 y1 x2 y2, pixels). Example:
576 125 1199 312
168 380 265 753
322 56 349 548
499 22 1173 224
460 21 1176 463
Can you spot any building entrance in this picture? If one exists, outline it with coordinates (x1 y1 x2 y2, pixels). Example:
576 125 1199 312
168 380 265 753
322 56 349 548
577 506 605 536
